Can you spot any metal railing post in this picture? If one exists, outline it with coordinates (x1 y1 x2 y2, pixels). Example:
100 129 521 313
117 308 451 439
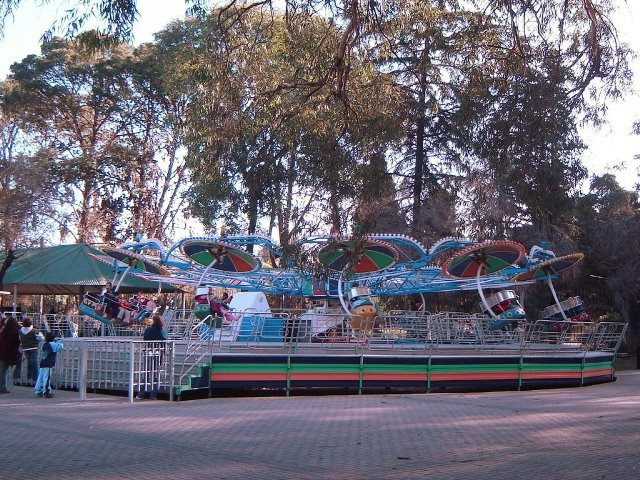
169 341 175 402
128 340 135 404
78 340 88 400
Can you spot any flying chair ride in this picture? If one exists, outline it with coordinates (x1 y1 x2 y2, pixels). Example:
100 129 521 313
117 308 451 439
79 230 588 341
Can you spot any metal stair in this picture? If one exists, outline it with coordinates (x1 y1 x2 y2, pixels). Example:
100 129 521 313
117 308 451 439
171 316 221 399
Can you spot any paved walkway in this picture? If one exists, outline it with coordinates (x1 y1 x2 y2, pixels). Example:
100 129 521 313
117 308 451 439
1 372 640 479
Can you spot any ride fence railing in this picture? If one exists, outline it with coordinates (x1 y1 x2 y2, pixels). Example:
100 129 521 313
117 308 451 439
9 309 629 355
164 309 195 339
18 318 627 402
50 338 175 403
18 311 181 338
175 328 216 389
191 308 627 354
18 312 103 337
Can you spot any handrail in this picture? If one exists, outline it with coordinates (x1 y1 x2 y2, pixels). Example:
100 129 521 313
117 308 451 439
10 308 630 356
176 315 218 388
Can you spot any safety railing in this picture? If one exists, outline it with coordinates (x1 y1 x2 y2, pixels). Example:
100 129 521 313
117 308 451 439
187 309 628 355
52 339 175 403
164 309 195 339
522 320 596 352
13 310 193 338
110 324 145 337
589 322 628 352
230 311 297 349
176 318 217 387
367 313 435 352
9 309 630 357
31 317 628 402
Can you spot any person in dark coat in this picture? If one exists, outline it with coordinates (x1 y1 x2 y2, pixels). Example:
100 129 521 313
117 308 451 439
143 314 167 341
137 314 167 400
13 318 45 385
101 282 120 319
0 315 21 393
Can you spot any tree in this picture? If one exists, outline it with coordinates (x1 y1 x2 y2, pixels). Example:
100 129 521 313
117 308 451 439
463 62 588 241
0 0 207 44
0 79 58 286
456 0 631 243
576 174 640 352
7 37 140 242
157 9 404 243
2 1 627 107
633 119 640 189
118 42 191 241
7 34 190 244
371 1 502 241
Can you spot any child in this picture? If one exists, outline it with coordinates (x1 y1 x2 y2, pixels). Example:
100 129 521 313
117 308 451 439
34 332 64 398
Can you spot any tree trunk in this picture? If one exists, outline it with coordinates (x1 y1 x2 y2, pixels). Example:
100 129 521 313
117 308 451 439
77 177 94 244
411 67 427 236
329 190 341 234
246 187 259 254
0 248 15 289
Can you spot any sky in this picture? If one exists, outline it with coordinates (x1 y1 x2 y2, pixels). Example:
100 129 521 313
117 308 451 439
0 0 639 191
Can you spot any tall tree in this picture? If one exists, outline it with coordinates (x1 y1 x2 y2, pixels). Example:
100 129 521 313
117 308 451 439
7 34 190 244
1 1 628 103
0 79 58 285
462 62 588 240
8 36 141 243
458 0 630 242
157 9 403 243
373 1 500 241
576 174 640 351
118 42 191 241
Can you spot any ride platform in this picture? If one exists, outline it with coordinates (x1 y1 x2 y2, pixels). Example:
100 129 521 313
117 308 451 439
43 306 627 401
48 332 621 401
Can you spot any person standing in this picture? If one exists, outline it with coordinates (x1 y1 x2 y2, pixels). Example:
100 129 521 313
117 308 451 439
34 331 64 398
0 315 21 394
143 314 167 341
137 314 167 400
13 318 44 386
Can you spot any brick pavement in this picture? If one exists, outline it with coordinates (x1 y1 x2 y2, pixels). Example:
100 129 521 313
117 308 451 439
1 372 639 480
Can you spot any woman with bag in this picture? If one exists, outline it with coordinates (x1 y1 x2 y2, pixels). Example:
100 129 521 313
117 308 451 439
0 315 21 393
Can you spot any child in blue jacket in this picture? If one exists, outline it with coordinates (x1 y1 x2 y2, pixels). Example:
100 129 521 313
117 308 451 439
34 332 64 398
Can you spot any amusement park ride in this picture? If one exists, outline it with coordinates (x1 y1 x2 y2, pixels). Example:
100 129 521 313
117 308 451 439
79 232 590 339
62 233 628 401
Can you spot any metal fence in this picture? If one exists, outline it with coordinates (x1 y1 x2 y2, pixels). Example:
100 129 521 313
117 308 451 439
164 309 195 339
9 314 626 402
20 313 106 337
7 308 629 355
49 339 175 403
189 309 628 355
